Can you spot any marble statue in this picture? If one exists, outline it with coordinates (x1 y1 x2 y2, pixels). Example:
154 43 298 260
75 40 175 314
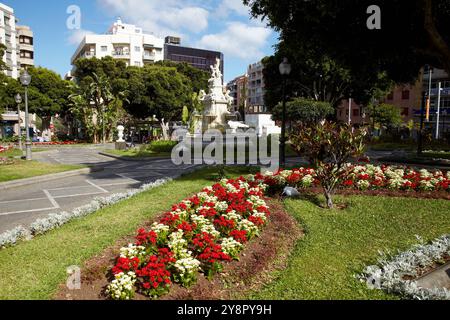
201 58 237 131
117 125 125 142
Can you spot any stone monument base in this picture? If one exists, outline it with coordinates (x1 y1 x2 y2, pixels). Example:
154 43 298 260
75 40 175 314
115 142 127 150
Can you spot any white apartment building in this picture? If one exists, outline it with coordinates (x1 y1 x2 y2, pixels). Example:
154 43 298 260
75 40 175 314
71 18 164 68
0 2 18 78
243 59 281 136
247 60 266 112
16 24 34 68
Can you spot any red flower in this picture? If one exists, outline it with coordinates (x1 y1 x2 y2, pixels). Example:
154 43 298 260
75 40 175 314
112 257 140 274
136 229 158 246
230 230 248 243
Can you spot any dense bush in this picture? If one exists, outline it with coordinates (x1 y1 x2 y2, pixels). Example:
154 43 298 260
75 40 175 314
148 140 178 153
272 98 334 124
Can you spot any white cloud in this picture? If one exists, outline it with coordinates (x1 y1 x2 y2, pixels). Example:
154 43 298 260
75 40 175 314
216 0 250 18
96 0 209 38
197 21 272 60
67 29 94 45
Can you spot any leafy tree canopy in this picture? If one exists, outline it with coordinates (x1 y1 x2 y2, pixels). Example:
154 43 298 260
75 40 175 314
245 0 450 82
122 65 191 121
26 67 72 118
367 103 403 129
154 61 209 93
272 97 335 123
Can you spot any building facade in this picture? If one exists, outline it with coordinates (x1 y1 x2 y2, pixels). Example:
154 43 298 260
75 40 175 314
226 74 247 113
420 68 450 138
16 25 34 68
247 60 266 112
0 3 35 139
164 39 223 75
0 2 18 78
71 18 164 67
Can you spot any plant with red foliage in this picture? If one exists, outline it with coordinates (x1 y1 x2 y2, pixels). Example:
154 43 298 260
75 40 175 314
112 257 140 275
230 230 248 243
136 248 175 298
136 229 158 246
197 244 231 279
213 216 236 235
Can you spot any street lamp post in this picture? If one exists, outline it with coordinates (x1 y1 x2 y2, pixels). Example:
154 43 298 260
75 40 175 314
19 70 32 161
279 58 292 168
15 93 23 154
417 91 426 156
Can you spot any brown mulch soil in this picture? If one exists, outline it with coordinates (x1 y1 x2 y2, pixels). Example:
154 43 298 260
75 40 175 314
55 199 303 300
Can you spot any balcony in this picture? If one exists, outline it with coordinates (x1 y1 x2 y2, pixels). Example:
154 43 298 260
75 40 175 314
143 52 156 61
82 51 95 58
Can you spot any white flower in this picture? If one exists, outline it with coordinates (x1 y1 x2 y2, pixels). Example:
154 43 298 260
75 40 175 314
220 237 243 257
119 244 146 259
214 201 229 212
106 272 136 300
151 222 170 235
174 257 201 276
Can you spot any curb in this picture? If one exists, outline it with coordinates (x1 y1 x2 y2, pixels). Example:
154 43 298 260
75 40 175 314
0 166 104 190
98 152 171 162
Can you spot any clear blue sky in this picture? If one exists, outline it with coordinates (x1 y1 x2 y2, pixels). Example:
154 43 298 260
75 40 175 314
4 0 278 82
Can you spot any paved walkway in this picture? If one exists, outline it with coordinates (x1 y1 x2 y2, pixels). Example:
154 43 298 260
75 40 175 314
0 145 309 233
0 147 199 233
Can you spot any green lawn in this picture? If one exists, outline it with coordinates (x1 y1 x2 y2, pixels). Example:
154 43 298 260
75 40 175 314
421 151 450 160
249 195 450 300
0 166 251 300
0 160 85 183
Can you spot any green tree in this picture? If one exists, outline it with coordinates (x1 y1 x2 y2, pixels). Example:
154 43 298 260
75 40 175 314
0 44 8 72
261 49 393 113
155 61 209 94
271 98 335 124
367 103 402 130
69 73 126 143
26 67 72 130
290 121 367 209
245 0 450 82
182 105 189 125
123 65 191 122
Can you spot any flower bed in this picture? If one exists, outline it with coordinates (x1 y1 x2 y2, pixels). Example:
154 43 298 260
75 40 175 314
254 164 450 193
106 177 270 300
0 145 13 153
32 141 78 146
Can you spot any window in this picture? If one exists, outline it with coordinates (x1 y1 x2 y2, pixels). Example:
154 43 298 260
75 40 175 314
353 109 359 117
387 92 394 100
101 46 107 52
401 107 409 116
135 46 140 52
134 61 141 67
402 90 410 100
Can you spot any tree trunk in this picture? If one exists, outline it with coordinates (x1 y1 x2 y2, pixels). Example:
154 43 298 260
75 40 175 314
324 190 334 209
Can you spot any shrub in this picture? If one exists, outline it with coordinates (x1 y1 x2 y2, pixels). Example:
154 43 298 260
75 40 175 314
290 121 367 208
148 140 177 153
272 98 334 124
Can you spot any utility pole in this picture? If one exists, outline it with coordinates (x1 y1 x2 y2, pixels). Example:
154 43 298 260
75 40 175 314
436 82 442 140
348 98 352 125
418 91 426 156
